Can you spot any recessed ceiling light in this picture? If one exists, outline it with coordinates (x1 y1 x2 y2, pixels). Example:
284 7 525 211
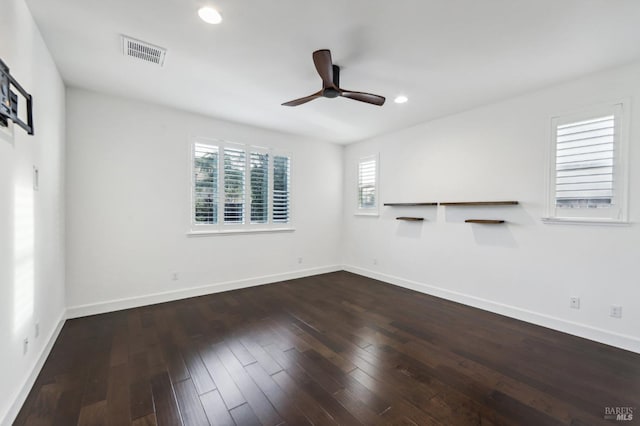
198 6 222 24
394 95 408 104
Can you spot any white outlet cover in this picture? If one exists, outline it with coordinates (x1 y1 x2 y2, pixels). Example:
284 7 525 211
610 305 623 318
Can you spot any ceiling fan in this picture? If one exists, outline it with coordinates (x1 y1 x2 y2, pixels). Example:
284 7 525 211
282 49 385 107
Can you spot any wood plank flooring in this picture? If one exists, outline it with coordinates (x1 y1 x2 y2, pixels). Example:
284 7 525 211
14 271 640 425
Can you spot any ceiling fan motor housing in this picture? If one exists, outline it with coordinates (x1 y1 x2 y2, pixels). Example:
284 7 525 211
323 87 340 98
322 65 341 98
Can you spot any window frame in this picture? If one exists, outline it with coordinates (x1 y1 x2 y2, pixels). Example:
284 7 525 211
544 101 630 225
355 154 380 216
189 137 293 235
248 147 271 225
272 154 292 224
221 142 248 229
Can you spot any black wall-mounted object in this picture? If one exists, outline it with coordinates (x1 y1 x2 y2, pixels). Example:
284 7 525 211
0 58 34 135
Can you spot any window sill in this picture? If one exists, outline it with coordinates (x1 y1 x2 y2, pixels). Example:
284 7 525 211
187 228 295 237
355 211 379 217
541 217 631 226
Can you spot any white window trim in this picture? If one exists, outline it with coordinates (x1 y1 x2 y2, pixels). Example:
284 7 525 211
272 153 293 225
543 100 630 225
540 217 631 227
189 137 294 235
355 154 380 216
187 228 296 237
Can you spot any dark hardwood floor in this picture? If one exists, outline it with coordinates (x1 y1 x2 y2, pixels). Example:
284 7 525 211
14 272 640 425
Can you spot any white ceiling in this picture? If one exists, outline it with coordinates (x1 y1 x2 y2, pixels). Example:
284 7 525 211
25 0 640 144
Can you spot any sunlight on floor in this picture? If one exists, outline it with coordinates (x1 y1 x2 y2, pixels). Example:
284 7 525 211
13 185 34 334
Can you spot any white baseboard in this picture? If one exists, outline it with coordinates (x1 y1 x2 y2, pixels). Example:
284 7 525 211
67 265 342 319
2 311 66 426
343 265 640 354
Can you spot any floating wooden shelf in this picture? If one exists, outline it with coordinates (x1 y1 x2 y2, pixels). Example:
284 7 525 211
396 217 425 221
384 202 438 206
440 201 518 206
465 219 505 224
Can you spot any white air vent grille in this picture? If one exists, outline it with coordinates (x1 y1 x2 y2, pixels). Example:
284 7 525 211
121 35 167 66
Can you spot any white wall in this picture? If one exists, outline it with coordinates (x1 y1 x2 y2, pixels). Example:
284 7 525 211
343 62 640 353
0 0 67 423
65 88 343 314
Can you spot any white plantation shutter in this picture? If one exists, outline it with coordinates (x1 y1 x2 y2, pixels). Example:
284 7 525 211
555 115 615 207
273 155 290 223
193 143 218 224
547 102 629 223
250 152 269 224
192 140 293 231
358 156 377 209
224 147 246 223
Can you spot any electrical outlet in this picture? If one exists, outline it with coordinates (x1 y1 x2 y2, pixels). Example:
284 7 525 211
373 258 378 265
23 338 29 355
172 272 179 281
570 297 580 309
297 257 303 264
610 305 622 319
35 322 40 338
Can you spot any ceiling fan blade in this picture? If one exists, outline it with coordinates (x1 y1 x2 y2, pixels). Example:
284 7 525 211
340 90 386 106
281 91 323 107
313 49 335 88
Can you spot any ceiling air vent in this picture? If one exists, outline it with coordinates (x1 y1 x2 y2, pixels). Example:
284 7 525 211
121 35 167 66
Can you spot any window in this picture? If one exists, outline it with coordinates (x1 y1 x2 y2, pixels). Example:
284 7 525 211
273 155 291 223
250 151 269 224
192 139 291 232
224 147 246 223
546 102 629 223
357 155 378 214
193 143 219 224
